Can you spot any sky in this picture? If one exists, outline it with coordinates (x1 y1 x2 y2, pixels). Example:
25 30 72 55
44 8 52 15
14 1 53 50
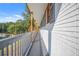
0 3 26 23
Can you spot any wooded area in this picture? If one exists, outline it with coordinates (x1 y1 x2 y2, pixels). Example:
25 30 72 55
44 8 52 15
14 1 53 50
0 13 36 34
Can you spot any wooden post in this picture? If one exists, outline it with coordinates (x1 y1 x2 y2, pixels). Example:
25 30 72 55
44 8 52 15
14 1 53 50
46 10 48 24
30 12 33 32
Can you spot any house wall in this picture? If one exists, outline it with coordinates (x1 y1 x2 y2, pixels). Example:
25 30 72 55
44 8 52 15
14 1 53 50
51 3 79 56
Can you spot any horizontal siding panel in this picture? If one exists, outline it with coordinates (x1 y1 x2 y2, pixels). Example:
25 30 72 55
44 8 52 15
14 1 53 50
77 3 79 8
52 32 76 55
54 15 79 27
58 4 75 16
59 4 70 12
53 31 77 42
58 4 76 18
56 9 78 23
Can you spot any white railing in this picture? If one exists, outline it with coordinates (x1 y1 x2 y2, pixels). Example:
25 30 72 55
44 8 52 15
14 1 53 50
0 32 37 56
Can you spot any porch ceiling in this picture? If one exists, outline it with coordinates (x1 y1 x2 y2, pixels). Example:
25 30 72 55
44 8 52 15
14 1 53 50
27 3 48 25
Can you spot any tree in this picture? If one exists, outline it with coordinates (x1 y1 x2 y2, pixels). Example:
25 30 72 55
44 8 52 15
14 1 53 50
22 12 31 31
15 19 25 34
0 23 7 33
7 24 15 34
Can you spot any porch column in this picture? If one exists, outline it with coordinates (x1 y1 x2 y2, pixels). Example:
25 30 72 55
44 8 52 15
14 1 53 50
30 12 33 32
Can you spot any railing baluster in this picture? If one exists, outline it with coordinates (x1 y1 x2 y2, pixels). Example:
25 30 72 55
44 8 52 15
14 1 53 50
11 44 13 56
18 41 19 56
15 42 16 56
6 46 8 56
22 40 24 55
15 41 17 56
21 40 22 56
18 40 19 56
0 48 2 56
13 43 15 56
8 45 11 56
19 40 21 56
16 41 19 56
1 48 4 56
4 47 7 56
22 40 23 55
20 40 21 56
20 40 22 56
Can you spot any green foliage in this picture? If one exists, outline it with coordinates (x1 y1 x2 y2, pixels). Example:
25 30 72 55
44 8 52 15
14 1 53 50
0 14 31 34
0 23 7 33
7 24 15 34
0 11 37 34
